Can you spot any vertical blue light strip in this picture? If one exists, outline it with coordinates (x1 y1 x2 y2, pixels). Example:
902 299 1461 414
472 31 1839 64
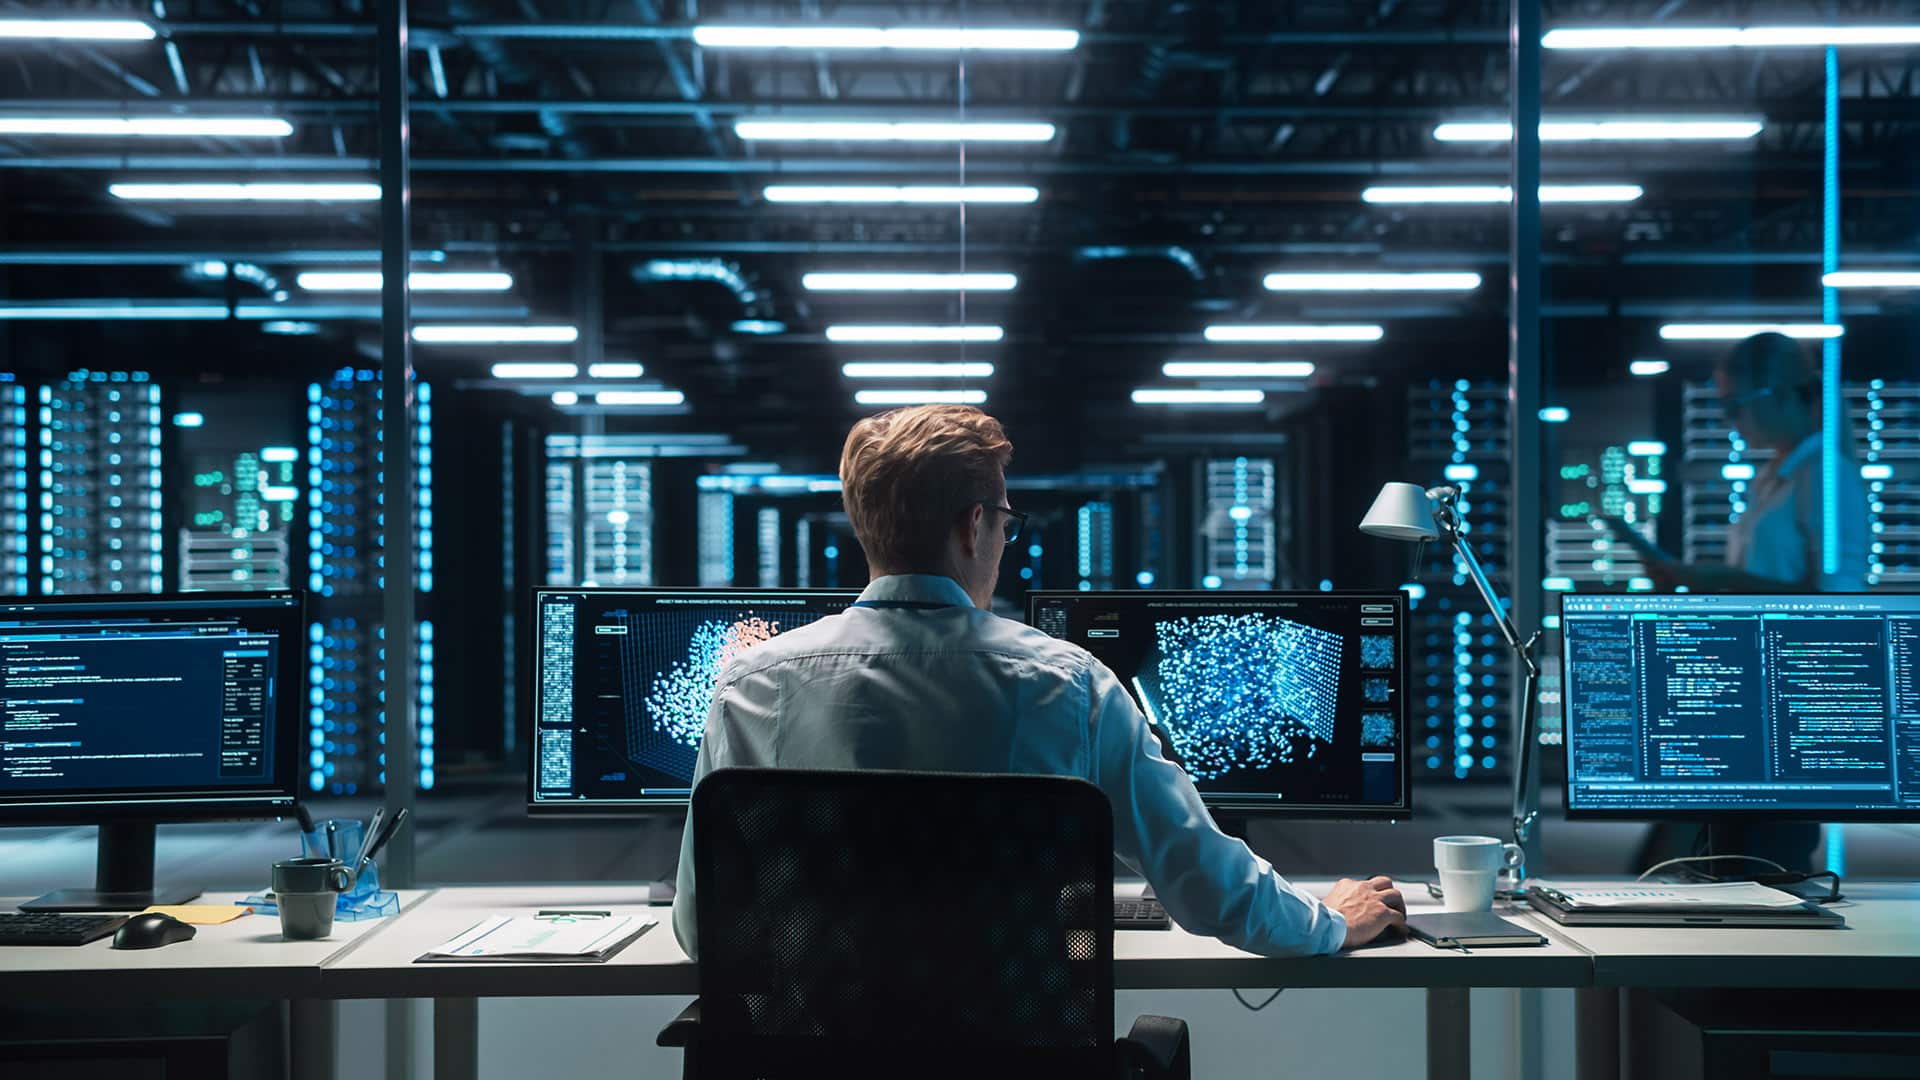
1821 45 1841 577
1824 823 1845 877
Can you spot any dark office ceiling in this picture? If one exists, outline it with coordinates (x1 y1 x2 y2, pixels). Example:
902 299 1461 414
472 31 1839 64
1 0 1917 465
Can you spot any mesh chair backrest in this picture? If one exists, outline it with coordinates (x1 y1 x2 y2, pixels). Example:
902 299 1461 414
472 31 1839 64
693 768 1115 1067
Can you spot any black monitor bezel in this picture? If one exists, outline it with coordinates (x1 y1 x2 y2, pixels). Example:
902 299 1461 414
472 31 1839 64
1025 588 1413 821
0 590 306 825
1558 590 1920 823
525 586 863 817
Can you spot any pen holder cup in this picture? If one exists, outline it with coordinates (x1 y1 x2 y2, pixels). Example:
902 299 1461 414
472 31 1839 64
301 820 386 913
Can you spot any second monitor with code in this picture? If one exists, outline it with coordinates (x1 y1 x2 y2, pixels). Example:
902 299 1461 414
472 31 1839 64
1028 590 1410 818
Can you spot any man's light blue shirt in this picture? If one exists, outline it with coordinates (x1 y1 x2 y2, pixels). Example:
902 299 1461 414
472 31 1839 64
671 573 1348 959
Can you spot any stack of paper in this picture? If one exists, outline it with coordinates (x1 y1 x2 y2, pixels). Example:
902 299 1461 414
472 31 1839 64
1529 881 1807 911
417 914 654 964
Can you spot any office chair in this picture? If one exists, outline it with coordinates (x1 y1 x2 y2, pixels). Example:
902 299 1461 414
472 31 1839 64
658 768 1191 1080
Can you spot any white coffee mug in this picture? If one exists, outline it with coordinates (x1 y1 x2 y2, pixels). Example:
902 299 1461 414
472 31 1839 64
1433 835 1524 912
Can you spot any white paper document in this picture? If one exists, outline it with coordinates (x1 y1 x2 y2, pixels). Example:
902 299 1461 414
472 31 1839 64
418 914 655 963
1530 881 1807 911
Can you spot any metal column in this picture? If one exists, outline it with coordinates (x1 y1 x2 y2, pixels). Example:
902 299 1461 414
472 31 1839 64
378 0 417 888
1508 11 1548 1080
379 3 420 1077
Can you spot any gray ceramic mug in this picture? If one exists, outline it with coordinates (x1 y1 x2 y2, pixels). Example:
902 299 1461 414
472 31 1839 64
272 857 352 940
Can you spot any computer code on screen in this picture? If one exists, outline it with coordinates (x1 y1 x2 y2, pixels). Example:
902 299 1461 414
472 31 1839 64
1563 594 1920 814
0 598 293 798
531 590 857 806
1029 591 1408 815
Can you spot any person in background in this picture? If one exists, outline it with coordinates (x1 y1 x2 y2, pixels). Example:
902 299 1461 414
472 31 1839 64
672 405 1406 959
1645 331 1870 593
1641 332 1871 872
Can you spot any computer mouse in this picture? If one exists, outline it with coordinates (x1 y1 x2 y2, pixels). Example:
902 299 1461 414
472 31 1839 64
111 912 198 950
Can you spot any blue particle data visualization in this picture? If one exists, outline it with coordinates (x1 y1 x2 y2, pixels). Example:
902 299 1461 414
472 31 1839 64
1143 613 1344 781
1360 635 1395 669
643 615 784 748
1361 713 1396 749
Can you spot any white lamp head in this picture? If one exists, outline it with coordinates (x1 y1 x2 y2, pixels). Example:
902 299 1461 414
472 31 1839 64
1359 482 1440 541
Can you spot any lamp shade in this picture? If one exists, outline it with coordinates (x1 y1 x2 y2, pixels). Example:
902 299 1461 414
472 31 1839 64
1359 482 1440 541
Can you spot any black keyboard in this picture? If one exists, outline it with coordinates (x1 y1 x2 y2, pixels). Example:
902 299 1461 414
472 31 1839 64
1114 897 1171 931
0 912 128 946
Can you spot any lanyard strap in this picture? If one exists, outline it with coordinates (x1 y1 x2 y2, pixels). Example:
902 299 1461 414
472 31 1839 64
852 600 958 611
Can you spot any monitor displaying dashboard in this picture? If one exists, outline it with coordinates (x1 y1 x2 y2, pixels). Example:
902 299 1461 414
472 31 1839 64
0 592 304 823
1028 590 1411 817
1561 592 1920 820
529 588 859 812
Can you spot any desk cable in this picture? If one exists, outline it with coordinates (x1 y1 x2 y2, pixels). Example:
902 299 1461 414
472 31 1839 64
1636 855 1843 903
1230 988 1285 1011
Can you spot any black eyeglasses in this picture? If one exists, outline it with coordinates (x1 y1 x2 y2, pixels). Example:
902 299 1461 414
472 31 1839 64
980 503 1029 545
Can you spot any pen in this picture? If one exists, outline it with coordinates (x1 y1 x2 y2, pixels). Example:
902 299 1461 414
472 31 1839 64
361 807 408 867
536 909 612 917
352 807 385 875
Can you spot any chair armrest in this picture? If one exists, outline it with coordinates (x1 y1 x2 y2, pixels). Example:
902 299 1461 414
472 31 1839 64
1118 1014 1191 1080
655 1000 702 1047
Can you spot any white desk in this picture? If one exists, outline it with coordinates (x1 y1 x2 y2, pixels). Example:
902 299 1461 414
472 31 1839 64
325 882 1589 1080
1504 881 1920 1080
0 890 433 1000
8 882 1920 1080
1510 880 1920 989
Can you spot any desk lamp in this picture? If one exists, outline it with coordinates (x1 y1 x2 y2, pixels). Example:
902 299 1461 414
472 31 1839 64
1360 482 1541 857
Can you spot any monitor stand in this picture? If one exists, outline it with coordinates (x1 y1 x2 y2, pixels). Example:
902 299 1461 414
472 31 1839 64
19 823 202 912
1693 821 1818 880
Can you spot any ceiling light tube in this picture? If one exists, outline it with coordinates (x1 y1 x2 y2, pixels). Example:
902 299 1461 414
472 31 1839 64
0 116 293 137
1361 184 1643 204
0 302 230 320
490 362 579 379
854 389 989 406
827 325 1003 343
1543 26 1920 50
803 272 1018 292
551 391 579 406
1823 271 1920 289
1433 119 1762 141
596 390 687 407
1202 324 1383 343
693 26 1079 50
0 19 155 41
1658 323 1844 341
842 362 995 379
1162 361 1315 378
298 271 514 292
1262 272 1481 292
110 181 381 202
1629 359 1671 376
588 362 645 378
412 325 579 345
1131 389 1266 406
763 185 1038 204
736 120 1055 142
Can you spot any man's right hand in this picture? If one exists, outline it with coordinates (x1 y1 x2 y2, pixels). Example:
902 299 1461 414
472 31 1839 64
1324 875 1407 948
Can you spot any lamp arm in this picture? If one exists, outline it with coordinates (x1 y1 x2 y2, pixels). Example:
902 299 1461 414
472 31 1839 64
1444 528 1542 855
1511 634 1541 851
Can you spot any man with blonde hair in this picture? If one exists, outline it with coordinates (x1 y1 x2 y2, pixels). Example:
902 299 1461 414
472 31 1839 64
672 405 1404 957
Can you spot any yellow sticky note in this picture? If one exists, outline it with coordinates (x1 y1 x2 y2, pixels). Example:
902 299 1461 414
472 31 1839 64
143 904 251 925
